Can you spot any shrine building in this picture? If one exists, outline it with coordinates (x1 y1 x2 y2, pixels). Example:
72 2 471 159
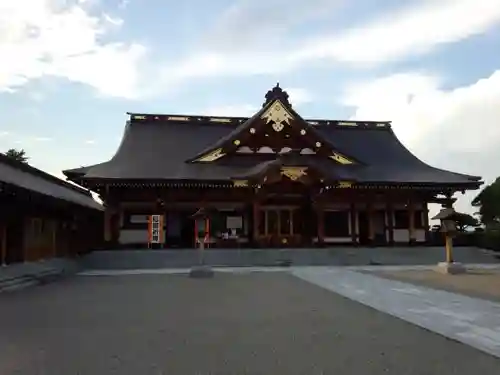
63 84 482 249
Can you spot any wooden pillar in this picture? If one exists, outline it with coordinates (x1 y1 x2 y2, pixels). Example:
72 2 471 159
104 207 112 243
367 203 375 245
22 218 30 262
350 203 357 244
103 207 120 246
317 206 325 247
252 200 259 244
51 220 57 258
408 202 416 245
387 202 395 245
1 222 6 266
423 203 430 242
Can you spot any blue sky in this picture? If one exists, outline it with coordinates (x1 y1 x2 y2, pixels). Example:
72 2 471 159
1 0 500 213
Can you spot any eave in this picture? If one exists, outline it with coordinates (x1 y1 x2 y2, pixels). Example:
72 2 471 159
73 176 483 192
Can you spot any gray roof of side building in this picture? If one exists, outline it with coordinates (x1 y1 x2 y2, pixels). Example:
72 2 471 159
0 153 103 210
63 116 481 187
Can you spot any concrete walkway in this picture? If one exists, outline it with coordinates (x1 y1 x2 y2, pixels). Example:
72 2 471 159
79 246 500 269
292 267 500 359
0 258 80 292
78 263 500 276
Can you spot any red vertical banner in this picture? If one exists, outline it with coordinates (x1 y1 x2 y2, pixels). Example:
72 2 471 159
159 214 165 246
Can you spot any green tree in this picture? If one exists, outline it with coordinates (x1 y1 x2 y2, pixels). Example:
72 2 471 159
4 148 29 163
453 212 479 232
472 177 500 229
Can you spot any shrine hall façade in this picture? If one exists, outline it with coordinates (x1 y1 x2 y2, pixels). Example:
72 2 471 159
64 84 482 249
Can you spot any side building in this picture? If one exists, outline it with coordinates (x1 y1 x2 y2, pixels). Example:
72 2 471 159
64 84 482 249
0 153 103 264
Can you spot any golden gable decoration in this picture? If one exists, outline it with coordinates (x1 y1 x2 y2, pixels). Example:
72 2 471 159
195 148 225 162
280 166 307 181
329 152 354 165
261 100 294 132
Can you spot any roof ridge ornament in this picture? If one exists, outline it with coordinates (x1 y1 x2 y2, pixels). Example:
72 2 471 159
263 82 291 107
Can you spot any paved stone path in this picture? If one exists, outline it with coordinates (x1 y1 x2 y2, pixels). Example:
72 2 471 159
292 267 500 359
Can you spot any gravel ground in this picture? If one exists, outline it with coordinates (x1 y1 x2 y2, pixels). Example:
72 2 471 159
0 273 499 375
365 269 500 303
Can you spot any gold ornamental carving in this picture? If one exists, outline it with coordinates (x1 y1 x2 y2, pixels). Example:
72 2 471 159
329 152 354 165
338 181 352 188
232 180 248 187
261 100 294 132
196 148 225 162
280 166 307 181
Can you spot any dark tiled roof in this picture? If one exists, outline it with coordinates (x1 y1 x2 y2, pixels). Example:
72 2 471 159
64 117 481 187
0 153 103 210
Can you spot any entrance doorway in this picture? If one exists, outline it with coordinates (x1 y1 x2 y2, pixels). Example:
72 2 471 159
178 212 195 248
358 211 369 245
257 207 302 247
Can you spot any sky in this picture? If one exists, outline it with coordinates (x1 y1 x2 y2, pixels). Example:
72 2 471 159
0 0 499 216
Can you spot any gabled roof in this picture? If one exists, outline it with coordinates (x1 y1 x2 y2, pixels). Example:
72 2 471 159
63 85 482 189
0 153 103 210
187 84 358 165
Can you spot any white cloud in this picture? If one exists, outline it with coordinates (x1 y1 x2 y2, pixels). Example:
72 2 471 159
200 87 313 117
341 69 500 216
342 73 442 144
28 91 45 102
0 0 145 98
32 136 53 142
103 14 123 27
159 0 500 87
286 87 314 106
296 0 500 65
0 131 9 137
204 0 344 53
118 0 129 9
84 139 96 145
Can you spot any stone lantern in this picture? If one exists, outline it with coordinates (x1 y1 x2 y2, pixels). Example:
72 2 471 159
432 208 466 274
189 207 215 278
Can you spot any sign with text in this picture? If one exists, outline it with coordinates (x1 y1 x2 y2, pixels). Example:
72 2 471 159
148 215 164 244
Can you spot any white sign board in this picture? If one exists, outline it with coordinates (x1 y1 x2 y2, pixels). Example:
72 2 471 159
226 216 243 229
149 215 163 243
